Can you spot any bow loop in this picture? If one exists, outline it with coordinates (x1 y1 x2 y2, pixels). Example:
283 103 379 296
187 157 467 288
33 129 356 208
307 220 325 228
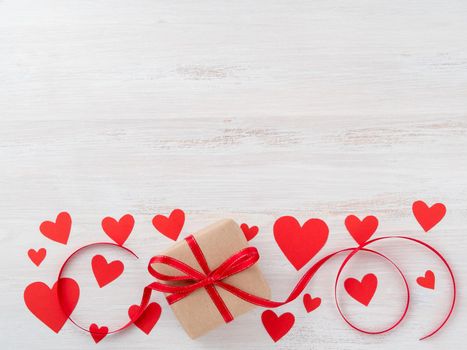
211 247 260 280
148 254 205 282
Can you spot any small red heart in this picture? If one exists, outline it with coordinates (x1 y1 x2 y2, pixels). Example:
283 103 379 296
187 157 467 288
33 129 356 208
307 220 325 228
89 323 108 343
39 212 72 245
412 200 446 232
240 223 259 241
102 214 135 246
303 294 321 313
91 255 124 288
152 209 185 241
416 270 435 290
273 216 329 270
345 215 378 245
261 310 295 342
344 273 378 307
128 302 162 335
24 278 80 333
28 248 46 266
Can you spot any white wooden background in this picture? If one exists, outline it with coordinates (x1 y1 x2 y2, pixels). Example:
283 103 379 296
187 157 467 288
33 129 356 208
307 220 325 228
1 0 466 349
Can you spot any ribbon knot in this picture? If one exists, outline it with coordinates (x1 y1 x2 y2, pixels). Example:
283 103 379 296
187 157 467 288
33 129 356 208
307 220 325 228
205 275 217 285
147 235 260 323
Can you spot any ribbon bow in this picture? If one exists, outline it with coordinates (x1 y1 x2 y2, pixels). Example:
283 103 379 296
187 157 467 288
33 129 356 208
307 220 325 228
147 235 260 322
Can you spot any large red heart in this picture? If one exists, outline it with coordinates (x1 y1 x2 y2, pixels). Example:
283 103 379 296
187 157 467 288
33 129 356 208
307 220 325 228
416 270 435 290
345 215 378 245
28 248 46 266
303 294 321 313
240 223 259 241
344 273 378 307
128 302 162 335
23 278 79 333
89 323 108 343
101 214 135 246
152 209 185 241
91 255 124 288
412 200 446 232
261 310 295 342
273 216 329 270
39 212 72 245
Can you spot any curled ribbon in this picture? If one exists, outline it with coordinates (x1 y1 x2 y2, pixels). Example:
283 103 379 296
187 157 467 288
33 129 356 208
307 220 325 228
56 242 150 335
57 235 456 339
146 235 455 339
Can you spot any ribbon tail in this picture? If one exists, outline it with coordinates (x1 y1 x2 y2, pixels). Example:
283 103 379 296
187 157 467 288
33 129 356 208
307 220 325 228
216 248 346 308
128 286 153 323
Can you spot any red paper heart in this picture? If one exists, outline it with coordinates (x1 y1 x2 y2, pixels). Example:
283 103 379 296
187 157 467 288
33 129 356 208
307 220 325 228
412 200 446 232
28 248 46 266
303 294 321 313
102 214 135 246
416 270 435 290
91 255 124 288
39 212 72 245
273 216 329 270
240 223 259 241
344 273 378 307
345 215 378 245
152 209 185 241
128 302 162 335
261 310 295 342
89 323 108 343
23 278 79 333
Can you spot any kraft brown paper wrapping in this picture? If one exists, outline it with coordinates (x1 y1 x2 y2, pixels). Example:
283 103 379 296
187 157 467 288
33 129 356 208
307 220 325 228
151 219 271 339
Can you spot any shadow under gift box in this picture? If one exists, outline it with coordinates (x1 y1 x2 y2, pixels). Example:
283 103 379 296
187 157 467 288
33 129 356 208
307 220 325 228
150 219 271 339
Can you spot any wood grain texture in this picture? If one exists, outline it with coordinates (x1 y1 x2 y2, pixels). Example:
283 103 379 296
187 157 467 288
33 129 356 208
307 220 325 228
1 1 466 349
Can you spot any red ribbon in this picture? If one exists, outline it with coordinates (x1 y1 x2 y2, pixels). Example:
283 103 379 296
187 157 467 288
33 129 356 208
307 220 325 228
145 234 456 340
146 235 260 322
57 235 456 339
56 242 150 335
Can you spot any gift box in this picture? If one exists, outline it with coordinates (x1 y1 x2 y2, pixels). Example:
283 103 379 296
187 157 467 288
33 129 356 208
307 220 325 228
150 219 271 339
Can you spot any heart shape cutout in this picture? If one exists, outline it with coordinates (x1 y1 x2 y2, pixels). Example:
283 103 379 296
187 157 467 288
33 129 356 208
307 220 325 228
412 200 446 232
23 278 80 333
91 255 124 288
152 209 185 241
128 302 162 335
345 215 378 245
273 216 329 270
102 214 135 245
261 310 295 342
28 248 46 266
303 294 321 313
89 323 108 343
240 223 259 241
416 270 435 290
344 273 378 306
39 212 72 245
